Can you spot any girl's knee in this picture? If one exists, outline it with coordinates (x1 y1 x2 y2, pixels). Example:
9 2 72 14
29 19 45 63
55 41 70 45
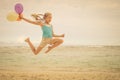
34 47 43 55
59 39 63 44
34 51 39 55
34 50 41 55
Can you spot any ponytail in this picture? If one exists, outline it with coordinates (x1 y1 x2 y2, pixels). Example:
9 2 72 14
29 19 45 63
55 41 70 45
31 13 44 21
31 12 52 21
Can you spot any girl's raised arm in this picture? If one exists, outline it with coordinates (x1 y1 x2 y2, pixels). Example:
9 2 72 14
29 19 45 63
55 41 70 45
20 15 43 26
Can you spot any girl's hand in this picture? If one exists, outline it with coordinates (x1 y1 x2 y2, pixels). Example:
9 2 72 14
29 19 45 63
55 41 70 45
61 34 65 37
17 14 23 21
19 14 23 19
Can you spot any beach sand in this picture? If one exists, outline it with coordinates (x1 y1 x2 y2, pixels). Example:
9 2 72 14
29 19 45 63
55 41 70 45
0 71 120 80
0 46 120 80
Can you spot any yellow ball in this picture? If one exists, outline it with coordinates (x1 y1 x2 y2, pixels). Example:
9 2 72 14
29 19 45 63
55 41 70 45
7 12 18 21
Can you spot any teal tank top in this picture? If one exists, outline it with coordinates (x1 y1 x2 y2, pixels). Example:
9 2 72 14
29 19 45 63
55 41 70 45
42 24 52 38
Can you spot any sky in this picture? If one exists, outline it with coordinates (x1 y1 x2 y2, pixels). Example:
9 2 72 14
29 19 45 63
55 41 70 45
0 0 120 45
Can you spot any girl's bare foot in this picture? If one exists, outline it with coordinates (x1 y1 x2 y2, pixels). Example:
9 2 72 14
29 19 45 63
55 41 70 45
25 38 30 42
45 46 53 53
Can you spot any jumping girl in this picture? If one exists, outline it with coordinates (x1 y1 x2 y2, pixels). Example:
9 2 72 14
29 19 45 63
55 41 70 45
19 12 64 55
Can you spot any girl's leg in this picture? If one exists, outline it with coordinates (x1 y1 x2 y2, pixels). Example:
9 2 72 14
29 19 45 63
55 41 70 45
35 46 43 55
45 39 63 53
25 38 43 55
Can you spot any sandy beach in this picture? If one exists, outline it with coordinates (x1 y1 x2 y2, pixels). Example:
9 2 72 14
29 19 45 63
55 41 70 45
0 46 120 80
0 71 120 80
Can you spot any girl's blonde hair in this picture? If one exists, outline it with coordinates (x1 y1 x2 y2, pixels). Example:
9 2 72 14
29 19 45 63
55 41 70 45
43 12 52 19
31 12 52 21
